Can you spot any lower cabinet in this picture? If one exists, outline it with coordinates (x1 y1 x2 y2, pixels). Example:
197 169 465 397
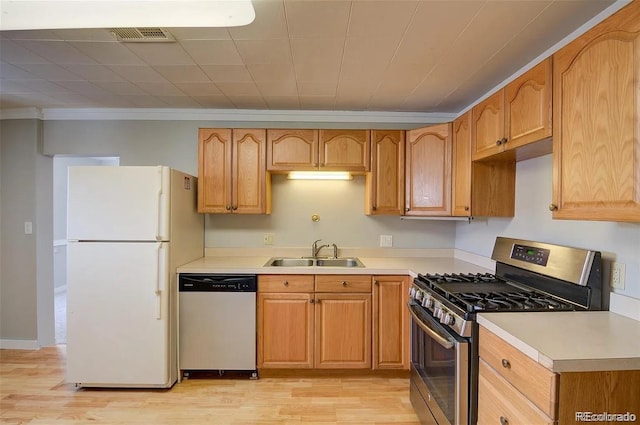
372 275 410 369
258 274 409 370
478 325 640 424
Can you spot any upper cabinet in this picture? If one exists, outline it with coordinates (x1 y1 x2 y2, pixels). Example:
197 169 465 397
452 113 472 216
473 58 553 161
551 1 640 222
198 128 270 214
266 129 370 172
266 129 318 171
405 123 452 216
453 112 516 218
366 130 405 215
320 130 370 172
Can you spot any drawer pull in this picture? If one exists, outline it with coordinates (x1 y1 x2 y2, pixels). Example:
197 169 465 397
342 281 347 286
501 359 511 369
283 281 289 286
500 416 509 425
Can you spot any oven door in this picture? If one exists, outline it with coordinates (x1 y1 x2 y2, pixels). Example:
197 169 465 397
408 301 469 425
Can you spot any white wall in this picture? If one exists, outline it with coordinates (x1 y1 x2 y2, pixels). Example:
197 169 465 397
455 154 640 299
207 174 456 248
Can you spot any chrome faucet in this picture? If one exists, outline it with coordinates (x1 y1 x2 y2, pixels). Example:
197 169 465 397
331 243 338 258
311 239 330 257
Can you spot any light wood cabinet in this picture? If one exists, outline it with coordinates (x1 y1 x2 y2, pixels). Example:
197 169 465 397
314 293 371 369
258 274 372 369
472 58 552 162
372 275 409 370
452 113 472 216
478 325 640 424
266 129 370 172
366 130 405 215
551 1 640 222
320 130 370 172
405 123 452 216
198 128 270 214
258 275 315 369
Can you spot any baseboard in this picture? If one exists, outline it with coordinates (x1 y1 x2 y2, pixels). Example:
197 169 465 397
0 339 39 350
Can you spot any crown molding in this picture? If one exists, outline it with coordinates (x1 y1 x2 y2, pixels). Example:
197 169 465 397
0 107 456 126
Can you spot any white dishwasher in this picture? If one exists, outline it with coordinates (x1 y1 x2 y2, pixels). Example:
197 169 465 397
178 274 257 379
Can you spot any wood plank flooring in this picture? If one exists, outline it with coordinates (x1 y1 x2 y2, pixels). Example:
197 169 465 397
0 346 420 424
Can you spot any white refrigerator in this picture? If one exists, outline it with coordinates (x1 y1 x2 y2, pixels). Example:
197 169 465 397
66 166 204 388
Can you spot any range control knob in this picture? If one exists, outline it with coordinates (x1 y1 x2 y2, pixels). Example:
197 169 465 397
433 306 443 319
409 287 416 298
415 290 424 301
442 312 456 326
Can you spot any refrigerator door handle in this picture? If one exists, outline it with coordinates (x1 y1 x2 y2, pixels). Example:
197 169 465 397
156 167 170 241
156 243 167 320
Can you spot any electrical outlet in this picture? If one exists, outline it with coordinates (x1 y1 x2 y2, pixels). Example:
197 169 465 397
263 233 274 245
380 235 393 247
611 262 626 290
24 221 33 235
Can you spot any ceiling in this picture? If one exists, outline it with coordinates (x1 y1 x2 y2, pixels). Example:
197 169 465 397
0 0 619 114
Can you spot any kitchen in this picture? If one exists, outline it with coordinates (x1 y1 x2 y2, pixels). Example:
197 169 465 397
1 0 640 424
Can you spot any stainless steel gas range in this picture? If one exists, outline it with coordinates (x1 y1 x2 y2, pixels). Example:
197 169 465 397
408 237 603 425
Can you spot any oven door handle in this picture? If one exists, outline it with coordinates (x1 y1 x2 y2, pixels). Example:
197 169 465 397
408 302 455 349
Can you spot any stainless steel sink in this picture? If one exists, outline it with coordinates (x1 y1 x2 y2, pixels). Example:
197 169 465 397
264 257 364 268
315 258 364 267
265 258 315 267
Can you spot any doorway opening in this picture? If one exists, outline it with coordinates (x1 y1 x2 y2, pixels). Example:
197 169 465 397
53 156 119 344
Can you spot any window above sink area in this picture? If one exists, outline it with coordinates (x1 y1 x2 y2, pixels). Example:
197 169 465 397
264 257 365 268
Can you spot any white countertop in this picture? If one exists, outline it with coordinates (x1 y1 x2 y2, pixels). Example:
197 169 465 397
177 255 493 276
477 311 640 373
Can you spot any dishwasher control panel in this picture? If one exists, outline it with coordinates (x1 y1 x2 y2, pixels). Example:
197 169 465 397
179 274 257 292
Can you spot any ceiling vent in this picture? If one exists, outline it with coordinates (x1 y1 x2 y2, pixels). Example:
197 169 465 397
110 28 175 43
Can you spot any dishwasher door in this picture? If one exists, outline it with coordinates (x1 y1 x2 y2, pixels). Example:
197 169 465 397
178 274 257 376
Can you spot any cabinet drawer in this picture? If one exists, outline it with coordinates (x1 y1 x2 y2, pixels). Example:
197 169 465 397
479 326 558 418
478 359 555 425
258 275 314 292
315 275 372 293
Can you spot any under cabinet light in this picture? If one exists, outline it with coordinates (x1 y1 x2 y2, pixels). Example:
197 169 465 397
288 171 353 180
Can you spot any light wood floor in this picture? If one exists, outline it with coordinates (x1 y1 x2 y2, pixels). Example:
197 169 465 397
0 346 420 425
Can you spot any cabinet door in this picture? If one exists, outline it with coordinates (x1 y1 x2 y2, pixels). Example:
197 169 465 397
505 58 552 152
405 123 452 216
372 276 409 370
319 129 370 172
198 128 232 213
266 129 319 171
552 1 640 222
314 293 371 369
258 292 314 368
472 90 505 160
232 129 268 214
452 113 472 216
367 130 405 215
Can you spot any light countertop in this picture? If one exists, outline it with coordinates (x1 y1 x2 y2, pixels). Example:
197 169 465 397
477 311 640 373
177 255 493 276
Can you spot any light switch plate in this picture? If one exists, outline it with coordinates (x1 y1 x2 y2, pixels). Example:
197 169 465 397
24 221 33 234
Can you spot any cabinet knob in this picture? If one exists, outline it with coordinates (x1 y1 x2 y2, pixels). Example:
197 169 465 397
309 299 315 304
501 358 511 369
374 280 378 285
225 205 231 211
341 281 347 286
496 137 507 146
500 416 509 425
464 206 470 211
372 205 377 211
405 208 410 212
548 203 558 211
232 205 238 211
316 299 321 304
283 281 289 286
